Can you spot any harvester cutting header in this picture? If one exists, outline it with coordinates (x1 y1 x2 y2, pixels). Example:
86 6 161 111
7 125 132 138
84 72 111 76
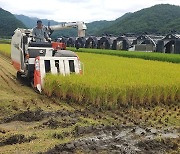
11 21 87 92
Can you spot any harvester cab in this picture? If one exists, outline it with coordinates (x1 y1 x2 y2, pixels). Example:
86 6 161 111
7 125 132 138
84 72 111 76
11 22 86 92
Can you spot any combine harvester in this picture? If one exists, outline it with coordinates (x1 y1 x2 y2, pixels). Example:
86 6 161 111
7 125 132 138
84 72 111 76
11 22 87 93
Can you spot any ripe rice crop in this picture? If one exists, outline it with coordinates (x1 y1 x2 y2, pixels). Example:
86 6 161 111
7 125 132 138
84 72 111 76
0 44 11 57
68 47 180 64
44 52 180 109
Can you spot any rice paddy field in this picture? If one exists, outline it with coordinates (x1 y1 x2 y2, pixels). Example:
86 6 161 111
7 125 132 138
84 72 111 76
44 52 180 109
0 44 180 153
0 44 179 109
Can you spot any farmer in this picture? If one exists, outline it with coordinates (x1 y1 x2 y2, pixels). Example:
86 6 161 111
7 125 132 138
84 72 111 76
32 20 50 42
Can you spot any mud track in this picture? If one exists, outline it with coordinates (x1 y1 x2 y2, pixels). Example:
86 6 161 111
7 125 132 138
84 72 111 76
45 125 179 154
0 55 27 94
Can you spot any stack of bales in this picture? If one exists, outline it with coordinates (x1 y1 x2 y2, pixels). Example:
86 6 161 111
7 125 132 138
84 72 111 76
60 34 180 54
156 34 180 54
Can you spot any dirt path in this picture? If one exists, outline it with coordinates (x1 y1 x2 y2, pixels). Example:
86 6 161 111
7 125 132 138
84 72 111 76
0 54 42 117
0 55 18 92
45 125 179 154
0 54 38 98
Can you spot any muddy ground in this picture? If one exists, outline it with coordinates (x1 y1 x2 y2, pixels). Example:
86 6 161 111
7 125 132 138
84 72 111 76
0 54 179 153
45 125 179 154
0 106 179 154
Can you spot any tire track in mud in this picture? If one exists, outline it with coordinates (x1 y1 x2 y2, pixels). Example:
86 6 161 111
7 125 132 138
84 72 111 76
0 67 17 85
0 74 16 93
0 56 19 94
0 55 31 95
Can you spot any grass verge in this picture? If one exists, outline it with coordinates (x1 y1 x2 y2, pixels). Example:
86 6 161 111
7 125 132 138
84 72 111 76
67 47 180 64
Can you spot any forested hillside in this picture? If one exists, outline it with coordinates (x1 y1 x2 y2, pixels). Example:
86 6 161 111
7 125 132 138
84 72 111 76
0 8 26 37
97 4 180 35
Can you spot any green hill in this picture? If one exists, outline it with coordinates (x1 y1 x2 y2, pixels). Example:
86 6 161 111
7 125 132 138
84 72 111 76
14 14 79 37
14 14 113 37
0 8 26 37
52 20 113 37
14 13 132 37
15 14 63 38
14 14 60 28
97 4 180 35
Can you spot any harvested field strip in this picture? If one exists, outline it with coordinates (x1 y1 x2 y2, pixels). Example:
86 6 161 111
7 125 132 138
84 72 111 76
44 52 180 109
68 47 180 63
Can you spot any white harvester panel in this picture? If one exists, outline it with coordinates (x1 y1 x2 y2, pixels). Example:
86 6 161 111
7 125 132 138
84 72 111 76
39 57 80 86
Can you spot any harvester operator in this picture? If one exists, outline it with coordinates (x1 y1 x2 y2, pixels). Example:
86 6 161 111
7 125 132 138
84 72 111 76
32 20 51 42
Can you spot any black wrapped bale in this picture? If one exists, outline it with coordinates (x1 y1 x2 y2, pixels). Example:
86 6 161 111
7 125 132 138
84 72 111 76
85 36 98 48
156 40 164 53
97 37 114 49
112 36 131 50
75 37 86 49
67 37 76 47
175 39 180 54
161 34 180 54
